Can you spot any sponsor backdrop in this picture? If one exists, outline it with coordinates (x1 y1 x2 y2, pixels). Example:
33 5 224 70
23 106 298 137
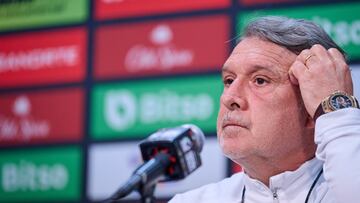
0 0 359 202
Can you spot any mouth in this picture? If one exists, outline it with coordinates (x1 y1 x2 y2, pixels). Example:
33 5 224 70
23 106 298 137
220 112 249 130
222 121 248 129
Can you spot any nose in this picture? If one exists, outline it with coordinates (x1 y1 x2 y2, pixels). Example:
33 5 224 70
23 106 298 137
220 91 247 111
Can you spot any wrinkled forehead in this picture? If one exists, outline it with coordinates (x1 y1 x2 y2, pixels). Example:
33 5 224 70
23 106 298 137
225 37 296 72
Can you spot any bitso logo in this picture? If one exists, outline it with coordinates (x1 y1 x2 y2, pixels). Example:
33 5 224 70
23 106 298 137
92 76 221 138
124 24 194 72
0 96 50 142
0 147 81 201
2 160 68 192
103 89 213 132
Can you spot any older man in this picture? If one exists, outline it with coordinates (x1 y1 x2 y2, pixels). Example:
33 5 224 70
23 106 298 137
169 16 360 203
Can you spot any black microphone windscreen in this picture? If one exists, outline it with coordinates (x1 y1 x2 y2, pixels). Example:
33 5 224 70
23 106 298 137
181 124 205 153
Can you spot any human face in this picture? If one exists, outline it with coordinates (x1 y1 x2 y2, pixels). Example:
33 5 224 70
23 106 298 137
217 37 309 163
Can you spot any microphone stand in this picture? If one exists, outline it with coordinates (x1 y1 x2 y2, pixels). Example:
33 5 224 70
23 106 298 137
139 183 156 203
106 153 170 203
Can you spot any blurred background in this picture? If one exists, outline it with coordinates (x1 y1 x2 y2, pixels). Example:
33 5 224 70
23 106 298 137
0 0 360 202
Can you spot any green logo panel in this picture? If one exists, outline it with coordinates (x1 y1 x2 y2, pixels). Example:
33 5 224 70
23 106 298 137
0 0 88 31
0 147 82 202
91 75 223 140
237 2 360 60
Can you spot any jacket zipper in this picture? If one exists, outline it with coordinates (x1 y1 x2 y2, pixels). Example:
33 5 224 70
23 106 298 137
272 188 279 203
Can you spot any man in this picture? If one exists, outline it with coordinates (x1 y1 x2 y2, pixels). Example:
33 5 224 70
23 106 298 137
169 16 360 203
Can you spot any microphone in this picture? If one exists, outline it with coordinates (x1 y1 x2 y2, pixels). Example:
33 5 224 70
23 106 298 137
108 124 205 202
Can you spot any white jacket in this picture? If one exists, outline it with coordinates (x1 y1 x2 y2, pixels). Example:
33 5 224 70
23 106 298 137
169 108 360 203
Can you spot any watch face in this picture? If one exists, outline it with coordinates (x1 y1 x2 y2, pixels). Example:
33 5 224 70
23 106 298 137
329 94 353 110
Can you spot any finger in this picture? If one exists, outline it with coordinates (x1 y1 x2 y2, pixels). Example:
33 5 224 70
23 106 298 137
328 48 348 69
309 44 334 69
289 60 307 85
298 49 312 63
328 48 346 61
310 44 330 60
328 48 353 94
298 49 317 68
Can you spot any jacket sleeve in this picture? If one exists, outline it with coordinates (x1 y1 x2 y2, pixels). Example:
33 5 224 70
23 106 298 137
315 108 360 202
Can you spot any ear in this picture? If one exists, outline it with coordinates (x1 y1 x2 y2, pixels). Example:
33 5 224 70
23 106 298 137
305 113 315 128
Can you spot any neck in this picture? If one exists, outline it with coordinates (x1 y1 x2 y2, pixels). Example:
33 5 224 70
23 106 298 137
238 144 316 186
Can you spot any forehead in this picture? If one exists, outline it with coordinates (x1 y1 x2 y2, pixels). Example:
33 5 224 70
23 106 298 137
223 37 296 73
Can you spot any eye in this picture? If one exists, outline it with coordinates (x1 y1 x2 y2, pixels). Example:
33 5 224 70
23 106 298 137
223 77 234 87
254 77 269 86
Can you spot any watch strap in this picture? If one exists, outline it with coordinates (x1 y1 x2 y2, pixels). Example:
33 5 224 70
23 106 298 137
313 101 325 121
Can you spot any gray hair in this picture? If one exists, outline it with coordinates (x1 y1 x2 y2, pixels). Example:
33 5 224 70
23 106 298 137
241 16 347 60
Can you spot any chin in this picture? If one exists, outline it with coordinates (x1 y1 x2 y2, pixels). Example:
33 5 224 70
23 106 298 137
219 137 248 160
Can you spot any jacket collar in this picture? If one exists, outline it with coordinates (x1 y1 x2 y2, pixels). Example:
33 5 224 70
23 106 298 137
243 158 323 196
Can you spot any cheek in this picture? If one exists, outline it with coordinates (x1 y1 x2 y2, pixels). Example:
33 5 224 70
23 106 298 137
251 93 305 140
216 105 226 134
250 89 302 132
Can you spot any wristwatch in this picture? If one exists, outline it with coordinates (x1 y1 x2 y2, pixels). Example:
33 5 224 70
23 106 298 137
313 90 359 121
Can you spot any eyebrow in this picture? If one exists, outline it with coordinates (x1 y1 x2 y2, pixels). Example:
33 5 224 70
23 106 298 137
222 64 280 76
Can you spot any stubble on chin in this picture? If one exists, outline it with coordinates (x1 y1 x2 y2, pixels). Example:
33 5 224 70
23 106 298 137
218 130 247 162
